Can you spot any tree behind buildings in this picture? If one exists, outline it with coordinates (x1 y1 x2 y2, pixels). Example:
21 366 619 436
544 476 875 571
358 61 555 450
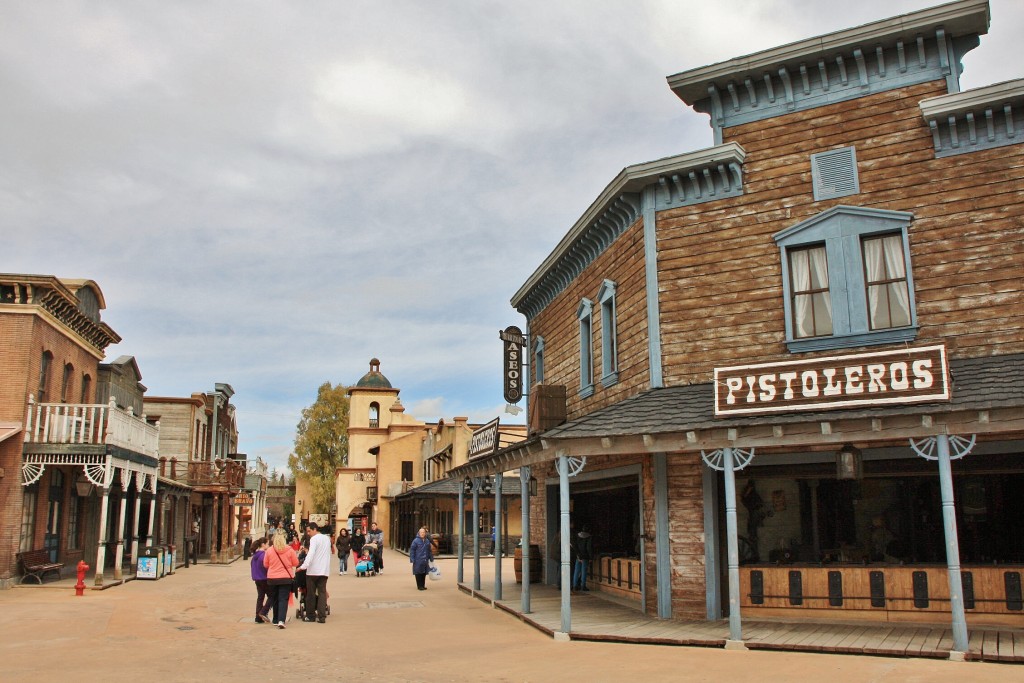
290 382 349 514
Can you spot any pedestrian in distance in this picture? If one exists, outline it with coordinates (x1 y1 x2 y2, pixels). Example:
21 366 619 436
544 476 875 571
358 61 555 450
250 537 272 623
298 522 331 623
367 522 384 574
286 522 298 543
572 524 593 592
409 527 434 591
263 532 299 629
336 528 352 575
351 527 366 568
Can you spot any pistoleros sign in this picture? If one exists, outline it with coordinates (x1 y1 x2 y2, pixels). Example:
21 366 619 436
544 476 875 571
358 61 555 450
714 345 950 417
469 418 500 461
500 326 525 404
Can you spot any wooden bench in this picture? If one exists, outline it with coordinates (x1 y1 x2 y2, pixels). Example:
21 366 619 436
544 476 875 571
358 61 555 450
16 549 64 584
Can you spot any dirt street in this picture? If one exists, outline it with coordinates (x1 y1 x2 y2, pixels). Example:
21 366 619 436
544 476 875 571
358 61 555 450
1 556 1019 682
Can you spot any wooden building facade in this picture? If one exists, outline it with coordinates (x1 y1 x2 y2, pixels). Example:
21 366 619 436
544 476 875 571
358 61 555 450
453 0 1024 654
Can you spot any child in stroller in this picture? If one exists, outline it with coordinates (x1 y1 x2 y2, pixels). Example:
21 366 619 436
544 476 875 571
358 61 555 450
356 543 377 576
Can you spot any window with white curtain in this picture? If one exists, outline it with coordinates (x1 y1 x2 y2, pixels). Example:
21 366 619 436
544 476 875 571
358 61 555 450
789 245 833 338
533 336 545 385
20 486 38 552
863 233 911 330
774 206 918 352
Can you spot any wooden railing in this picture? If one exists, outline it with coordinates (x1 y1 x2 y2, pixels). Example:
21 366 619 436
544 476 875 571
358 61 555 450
184 459 246 488
24 396 159 457
591 556 643 600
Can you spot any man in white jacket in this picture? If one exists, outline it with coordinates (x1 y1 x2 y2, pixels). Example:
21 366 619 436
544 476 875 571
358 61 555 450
299 522 331 623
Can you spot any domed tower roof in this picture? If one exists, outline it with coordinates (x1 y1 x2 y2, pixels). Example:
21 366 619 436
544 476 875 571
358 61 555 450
355 358 392 389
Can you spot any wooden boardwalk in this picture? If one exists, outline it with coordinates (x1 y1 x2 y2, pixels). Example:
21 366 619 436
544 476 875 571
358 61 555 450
459 581 1024 664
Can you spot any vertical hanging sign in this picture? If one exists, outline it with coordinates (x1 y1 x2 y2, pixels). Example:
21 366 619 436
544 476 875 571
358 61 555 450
500 326 525 404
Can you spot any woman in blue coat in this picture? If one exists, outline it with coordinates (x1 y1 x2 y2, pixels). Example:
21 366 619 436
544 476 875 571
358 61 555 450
409 527 434 590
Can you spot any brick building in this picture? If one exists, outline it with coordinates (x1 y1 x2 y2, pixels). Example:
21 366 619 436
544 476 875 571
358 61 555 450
0 275 159 587
453 0 1024 654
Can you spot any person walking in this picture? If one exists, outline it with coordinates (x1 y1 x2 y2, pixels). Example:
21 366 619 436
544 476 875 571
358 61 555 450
249 537 272 623
572 524 593 592
409 527 433 591
351 527 366 568
263 532 299 628
367 522 384 574
336 528 352 575
298 522 331 623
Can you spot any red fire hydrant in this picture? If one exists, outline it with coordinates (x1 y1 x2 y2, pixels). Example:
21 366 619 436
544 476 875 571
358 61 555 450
75 560 89 596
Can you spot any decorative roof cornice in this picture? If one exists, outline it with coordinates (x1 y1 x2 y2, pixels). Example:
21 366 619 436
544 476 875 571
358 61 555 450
0 273 120 352
511 142 746 319
919 77 1024 157
667 0 990 134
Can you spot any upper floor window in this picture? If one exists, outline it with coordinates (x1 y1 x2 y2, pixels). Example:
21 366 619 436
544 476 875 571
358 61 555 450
577 299 594 398
61 363 74 402
80 374 92 404
598 280 619 387
37 351 53 403
369 402 380 429
863 234 911 330
401 460 413 482
774 206 918 353
533 336 545 386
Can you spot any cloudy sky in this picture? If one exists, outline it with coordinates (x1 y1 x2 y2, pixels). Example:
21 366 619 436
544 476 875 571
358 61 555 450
5 0 1022 475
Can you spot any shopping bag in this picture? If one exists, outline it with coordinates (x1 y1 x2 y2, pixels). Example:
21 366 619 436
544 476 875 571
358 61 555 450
428 560 441 581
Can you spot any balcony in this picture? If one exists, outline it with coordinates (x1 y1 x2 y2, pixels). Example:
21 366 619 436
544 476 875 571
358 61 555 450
24 396 159 458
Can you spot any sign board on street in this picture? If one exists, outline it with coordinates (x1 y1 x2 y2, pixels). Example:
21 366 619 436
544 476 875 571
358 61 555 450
469 418 500 461
713 344 950 417
500 326 525 404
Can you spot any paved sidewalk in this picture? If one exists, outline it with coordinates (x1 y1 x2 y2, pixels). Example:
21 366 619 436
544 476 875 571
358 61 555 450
2 557 1020 682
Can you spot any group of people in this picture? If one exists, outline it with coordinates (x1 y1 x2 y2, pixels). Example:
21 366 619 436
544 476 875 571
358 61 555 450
249 521 395 628
249 521 333 628
334 522 385 575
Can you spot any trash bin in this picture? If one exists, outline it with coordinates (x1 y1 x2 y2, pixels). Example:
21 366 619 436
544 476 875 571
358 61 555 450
137 546 162 580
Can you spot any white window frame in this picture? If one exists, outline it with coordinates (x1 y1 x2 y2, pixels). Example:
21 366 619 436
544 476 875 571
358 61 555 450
598 279 619 387
577 299 594 398
533 335 545 385
774 206 918 353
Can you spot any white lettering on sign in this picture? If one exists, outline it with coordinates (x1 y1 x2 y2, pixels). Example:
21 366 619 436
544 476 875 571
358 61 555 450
714 346 949 416
469 418 500 459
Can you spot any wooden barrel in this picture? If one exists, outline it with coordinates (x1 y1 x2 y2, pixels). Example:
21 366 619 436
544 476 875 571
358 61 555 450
514 545 542 583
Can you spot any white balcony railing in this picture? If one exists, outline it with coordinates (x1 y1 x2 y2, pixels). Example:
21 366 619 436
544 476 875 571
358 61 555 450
24 396 160 458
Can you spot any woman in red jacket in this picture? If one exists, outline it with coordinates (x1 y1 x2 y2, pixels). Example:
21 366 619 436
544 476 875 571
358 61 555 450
263 532 299 628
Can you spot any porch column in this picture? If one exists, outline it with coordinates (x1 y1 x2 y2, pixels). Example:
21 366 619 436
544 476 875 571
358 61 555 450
722 447 743 645
113 484 128 581
520 466 532 615
457 482 465 584
653 452 671 618
94 486 112 586
130 484 143 566
472 477 481 591
557 452 571 636
146 485 157 547
494 472 503 600
937 434 969 656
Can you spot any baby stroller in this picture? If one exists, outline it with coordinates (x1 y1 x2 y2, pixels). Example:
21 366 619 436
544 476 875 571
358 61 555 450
293 566 332 621
356 543 377 577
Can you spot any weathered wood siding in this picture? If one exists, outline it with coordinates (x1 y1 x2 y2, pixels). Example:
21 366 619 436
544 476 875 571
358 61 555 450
529 220 650 420
657 80 1024 386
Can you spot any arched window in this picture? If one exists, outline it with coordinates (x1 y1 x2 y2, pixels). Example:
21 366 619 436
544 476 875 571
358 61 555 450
79 374 92 403
37 351 53 403
61 363 74 402
369 402 380 429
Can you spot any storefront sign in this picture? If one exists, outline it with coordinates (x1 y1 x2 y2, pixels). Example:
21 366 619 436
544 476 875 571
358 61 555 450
500 326 525 404
469 418 500 460
714 345 949 416
231 493 254 506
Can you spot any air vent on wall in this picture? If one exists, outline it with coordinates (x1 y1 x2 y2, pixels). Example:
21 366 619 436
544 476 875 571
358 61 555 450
811 146 859 201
